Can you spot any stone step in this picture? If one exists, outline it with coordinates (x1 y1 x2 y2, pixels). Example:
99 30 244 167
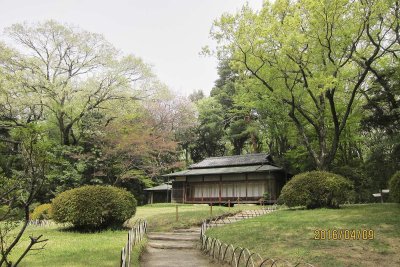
173 228 201 233
140 210 277 266
140 247 221 267
149 231 198 236
148 240 196 249
148 233 199 241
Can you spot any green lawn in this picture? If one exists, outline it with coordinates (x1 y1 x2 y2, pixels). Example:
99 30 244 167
206 203 400 267
8 225 126 267
129 203 257 232
5 203 255 266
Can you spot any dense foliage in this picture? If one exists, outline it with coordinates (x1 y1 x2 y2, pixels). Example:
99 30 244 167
31 204 53 220
331 166 373 203
389 171 400 203
0 21 192 206
188 0 400 198
279 171 354 209
52 185 136 230
1 21 179 264
208 0 400 171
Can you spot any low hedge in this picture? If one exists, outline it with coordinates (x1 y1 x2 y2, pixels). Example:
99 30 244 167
52 185 136 230
279 171 353 209
389 171 400 203
31 203 53 220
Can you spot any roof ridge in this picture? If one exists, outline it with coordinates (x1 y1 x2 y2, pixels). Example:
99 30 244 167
201 153 270 160
189 153 273 169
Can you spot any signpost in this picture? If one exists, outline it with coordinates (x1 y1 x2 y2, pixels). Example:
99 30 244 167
372 189 390 203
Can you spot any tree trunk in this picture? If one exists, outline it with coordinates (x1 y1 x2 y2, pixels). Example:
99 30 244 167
59 121 73 146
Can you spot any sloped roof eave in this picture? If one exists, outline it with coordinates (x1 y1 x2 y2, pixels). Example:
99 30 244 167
144 184 171 191
189 153 272 169
163 164 283 177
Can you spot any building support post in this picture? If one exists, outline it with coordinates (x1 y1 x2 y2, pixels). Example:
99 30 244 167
219 175 222 204
245 173 248 201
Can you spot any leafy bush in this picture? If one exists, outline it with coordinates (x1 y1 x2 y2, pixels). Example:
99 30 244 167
263 192 270 200
0 205 25 220
0 205 9 218
279 171 353 209
389 171 400 203
31 203 53 220
52 185 136 230
332 166 373 203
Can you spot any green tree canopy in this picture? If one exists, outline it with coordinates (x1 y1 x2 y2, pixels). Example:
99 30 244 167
209 0 400 170
1 20 156 145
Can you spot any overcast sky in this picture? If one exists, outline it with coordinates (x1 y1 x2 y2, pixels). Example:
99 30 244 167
0 0 262 96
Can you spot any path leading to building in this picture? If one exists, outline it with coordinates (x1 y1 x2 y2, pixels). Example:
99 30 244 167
140 209 275 267
140 227 220 267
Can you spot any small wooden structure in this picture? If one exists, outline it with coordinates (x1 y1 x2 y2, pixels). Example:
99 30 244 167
164 153 289 204
144 183 171 204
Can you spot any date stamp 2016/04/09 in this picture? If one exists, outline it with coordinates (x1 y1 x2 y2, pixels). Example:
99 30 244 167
314 229 374 240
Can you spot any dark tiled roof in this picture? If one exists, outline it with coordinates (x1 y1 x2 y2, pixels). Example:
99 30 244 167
144 183 171 191
189 153 273 169
163 164 282 177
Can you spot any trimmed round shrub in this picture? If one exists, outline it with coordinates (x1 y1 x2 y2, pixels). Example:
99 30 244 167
52 185 136 230
279 171 353 209
31 203 53 220
389 171 400 203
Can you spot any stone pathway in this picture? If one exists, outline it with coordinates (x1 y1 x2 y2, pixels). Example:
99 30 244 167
140 228 220 267
140 209 275 267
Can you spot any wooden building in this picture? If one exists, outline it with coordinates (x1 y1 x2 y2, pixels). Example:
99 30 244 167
164 153 288 204
144 183 171 204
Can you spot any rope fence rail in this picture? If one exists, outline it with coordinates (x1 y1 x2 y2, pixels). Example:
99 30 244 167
199 207 314 267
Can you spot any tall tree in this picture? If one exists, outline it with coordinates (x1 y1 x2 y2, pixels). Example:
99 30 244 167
1 21 189 206
1 20 155 145
358 1 400 189
211 60 260 155
189 97 226 162
209 0 399 170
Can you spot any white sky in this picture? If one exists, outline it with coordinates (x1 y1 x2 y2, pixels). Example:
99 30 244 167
0 0 263 96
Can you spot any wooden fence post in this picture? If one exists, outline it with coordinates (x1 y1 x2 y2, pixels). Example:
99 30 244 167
176 205 179 222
